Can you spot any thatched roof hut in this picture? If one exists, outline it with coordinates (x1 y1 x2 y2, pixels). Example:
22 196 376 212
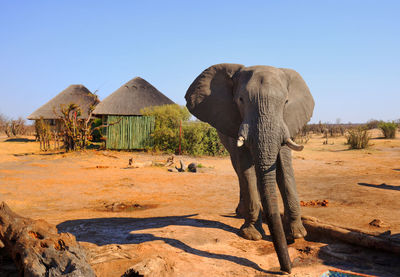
93 77 174 150
27 85 99 120
93 77 174 116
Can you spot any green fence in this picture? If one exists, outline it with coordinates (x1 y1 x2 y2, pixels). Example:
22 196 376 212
106 115 155 149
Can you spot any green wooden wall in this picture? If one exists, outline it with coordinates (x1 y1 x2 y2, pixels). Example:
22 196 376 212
105 115 155 149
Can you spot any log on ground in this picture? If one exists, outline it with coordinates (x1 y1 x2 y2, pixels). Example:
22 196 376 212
0 202 95 277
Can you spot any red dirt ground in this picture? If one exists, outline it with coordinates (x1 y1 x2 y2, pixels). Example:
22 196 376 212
0 130 399 276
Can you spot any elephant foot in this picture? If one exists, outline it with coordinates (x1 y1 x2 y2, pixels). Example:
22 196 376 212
239 223 262 241
284 216 307 240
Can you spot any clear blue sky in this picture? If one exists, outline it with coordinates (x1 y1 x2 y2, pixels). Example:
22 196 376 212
1 1 399 123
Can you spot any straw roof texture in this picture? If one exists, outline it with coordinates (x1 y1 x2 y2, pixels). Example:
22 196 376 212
28 85 99 120
93 77 174 116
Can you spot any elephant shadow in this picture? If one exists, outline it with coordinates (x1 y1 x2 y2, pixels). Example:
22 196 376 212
358 182 400 191
57 214 281 275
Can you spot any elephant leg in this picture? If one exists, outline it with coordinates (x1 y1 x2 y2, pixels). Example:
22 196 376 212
276 146 307 240
232 156 246 218
235 147 263 241
218 132 262 240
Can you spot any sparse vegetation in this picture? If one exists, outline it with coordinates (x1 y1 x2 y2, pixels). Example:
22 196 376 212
346 126 370 149
366 119 382 130
0 113 8 135
378 121 397 139
1 117 31 137
294 125 311 144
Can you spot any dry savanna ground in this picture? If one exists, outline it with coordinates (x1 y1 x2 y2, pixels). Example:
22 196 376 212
0 130 399 276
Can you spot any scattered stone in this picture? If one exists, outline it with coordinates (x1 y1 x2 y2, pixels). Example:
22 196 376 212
300 200 329 207
128 158 133 166
122 256 170 277
188 163 197 173
369 219 390 228
165 155 175 167
297 246 314 255
96 165 109 169
104 202 143 212
0 202 95 276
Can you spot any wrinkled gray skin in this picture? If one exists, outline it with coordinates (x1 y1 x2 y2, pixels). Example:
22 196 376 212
185 64 314 273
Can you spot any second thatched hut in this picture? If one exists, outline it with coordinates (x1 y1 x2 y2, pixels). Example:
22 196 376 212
27 84 99 130
93 77 174 149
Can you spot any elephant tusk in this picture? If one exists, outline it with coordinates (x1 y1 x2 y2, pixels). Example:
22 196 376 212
237 136 245 147
286 138 304 151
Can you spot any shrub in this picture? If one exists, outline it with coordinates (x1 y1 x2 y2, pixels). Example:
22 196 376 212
182 121 227 156
378 121 397 139
141 104 227 156
141 104 191 153
346 127 370 149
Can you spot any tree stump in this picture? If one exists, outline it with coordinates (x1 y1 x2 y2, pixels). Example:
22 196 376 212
0 202 95 277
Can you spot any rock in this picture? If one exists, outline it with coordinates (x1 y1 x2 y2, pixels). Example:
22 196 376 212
369 219 390 228
168 168 179 173
165 155 175 167
122 256 169 277
0 202 95 277
175 160 186 172
188 163 197 173
179 160 187 171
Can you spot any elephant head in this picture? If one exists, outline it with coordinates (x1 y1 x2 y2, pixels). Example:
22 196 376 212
185 63 314 273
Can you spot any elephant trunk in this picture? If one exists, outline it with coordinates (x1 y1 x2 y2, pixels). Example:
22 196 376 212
251 117 292 273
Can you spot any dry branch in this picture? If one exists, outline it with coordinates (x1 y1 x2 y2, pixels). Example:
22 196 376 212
302 215 400 255
0 202 95 276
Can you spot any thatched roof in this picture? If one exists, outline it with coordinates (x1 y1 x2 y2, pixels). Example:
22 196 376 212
27 85 99 120
93 77 174 116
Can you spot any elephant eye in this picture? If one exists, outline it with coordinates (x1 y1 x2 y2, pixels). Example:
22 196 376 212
239 97 243 103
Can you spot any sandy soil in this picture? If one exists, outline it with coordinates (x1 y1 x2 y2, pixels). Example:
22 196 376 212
0 131 399 276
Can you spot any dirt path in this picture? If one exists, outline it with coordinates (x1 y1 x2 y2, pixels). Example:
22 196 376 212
0 133 399 276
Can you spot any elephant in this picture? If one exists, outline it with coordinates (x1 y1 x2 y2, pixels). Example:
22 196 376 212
185 63 314 273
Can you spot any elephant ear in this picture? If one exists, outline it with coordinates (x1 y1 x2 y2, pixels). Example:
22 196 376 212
185 63 244 138
280 68 315 137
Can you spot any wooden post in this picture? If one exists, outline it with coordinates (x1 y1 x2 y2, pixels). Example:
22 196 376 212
178 120 182 155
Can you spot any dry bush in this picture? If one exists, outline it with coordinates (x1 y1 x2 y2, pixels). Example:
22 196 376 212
2 117 29 137
0 114 7 134
366 119 382 130
307 121 327 134
35 118 52 151
327 124 346 137
294 124 312 144
59 103 96 151
346 127 370 149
